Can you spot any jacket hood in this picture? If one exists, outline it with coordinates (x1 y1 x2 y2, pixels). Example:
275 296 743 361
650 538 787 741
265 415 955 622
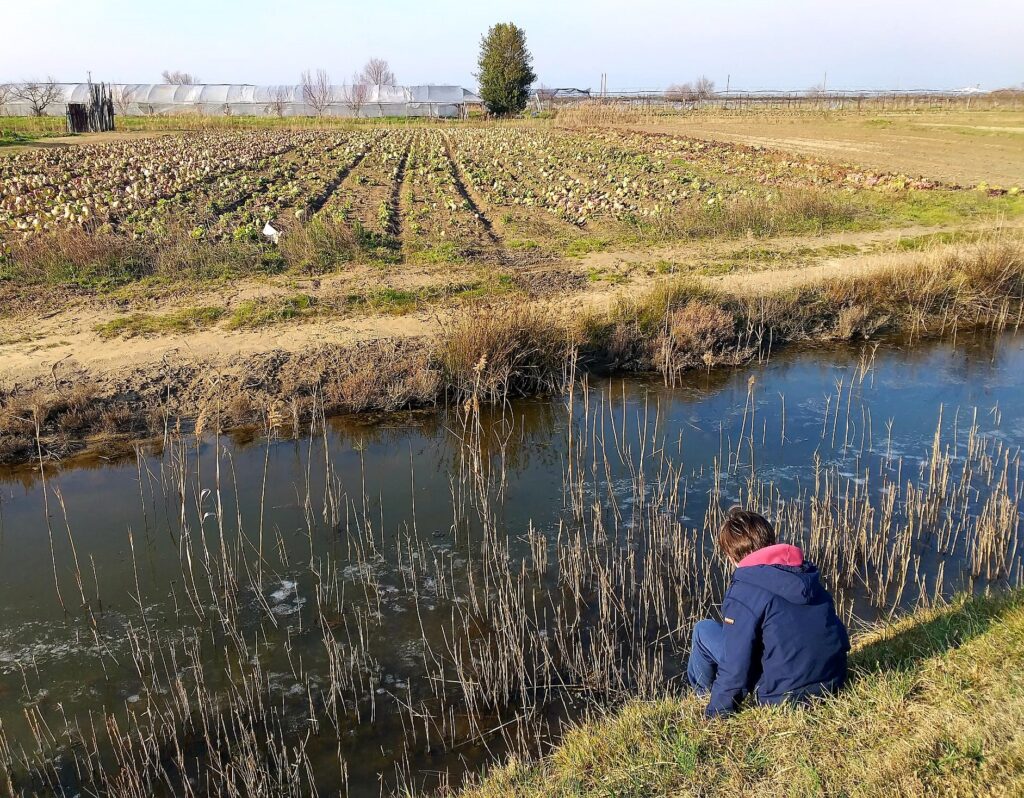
738 543 803 568
733 544 824 605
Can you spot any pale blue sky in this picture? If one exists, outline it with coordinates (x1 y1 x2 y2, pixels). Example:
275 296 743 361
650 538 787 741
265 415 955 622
2 0 1020 91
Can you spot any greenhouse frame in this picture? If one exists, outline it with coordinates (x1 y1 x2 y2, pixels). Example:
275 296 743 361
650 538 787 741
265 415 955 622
4 83 482 119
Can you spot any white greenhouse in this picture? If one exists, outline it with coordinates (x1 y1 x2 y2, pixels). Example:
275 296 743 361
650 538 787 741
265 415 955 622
4 83 482 119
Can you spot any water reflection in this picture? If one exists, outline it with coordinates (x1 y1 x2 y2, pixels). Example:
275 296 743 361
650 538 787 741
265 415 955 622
0 330 1022 796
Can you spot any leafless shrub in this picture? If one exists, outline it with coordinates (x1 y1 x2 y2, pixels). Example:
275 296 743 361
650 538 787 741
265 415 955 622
656 299 743 382
161 69 200 85
806 83 828 98
112 85 135 115
301 68 333 117
265 86 290 117
665 76 714 103
359 57 395 87
694 76 715 100
665 83 695 103
667 301 735 352
14 77 62 117
321 342 439 412
834 304 882 340
343 77 370 118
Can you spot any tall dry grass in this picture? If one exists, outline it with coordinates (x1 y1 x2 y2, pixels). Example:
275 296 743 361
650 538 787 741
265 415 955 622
437 304 574 405
593 237 1024 384
629 188 859 242
3 224 287 289
3 238 1023 467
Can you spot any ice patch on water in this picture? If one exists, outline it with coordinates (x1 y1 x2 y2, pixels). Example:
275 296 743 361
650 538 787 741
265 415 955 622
270 580 297 603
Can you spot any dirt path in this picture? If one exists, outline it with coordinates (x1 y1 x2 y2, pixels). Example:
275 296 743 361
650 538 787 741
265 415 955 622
3 219 1018 391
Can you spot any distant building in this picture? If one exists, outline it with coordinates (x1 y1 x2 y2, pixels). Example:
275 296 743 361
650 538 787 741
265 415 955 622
5 83 483 119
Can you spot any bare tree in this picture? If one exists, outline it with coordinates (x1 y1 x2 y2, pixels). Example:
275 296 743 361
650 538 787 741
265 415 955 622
806 83 828 98
665 83 695 103
161 70 200 85
694 76 715 100
301 69 333 117
666 77 714 104
343 76 370 118
0 83 12 115
113 85 135 115
359 57 396 87
14 77 63 117
265 86 290 117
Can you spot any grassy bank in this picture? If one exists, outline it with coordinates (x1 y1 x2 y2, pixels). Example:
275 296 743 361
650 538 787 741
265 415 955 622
456 589 1024 798
1 237 1022 466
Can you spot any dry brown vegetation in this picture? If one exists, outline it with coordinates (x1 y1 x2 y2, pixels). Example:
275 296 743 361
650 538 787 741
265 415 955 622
2 237 1021 468
438 305 573 405
6 328 1022 796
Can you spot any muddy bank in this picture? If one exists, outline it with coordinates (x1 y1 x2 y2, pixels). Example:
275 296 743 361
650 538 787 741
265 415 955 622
2 237 1022 469
0 338 439 466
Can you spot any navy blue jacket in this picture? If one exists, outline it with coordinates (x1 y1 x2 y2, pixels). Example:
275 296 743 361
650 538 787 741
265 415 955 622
707 544 849 718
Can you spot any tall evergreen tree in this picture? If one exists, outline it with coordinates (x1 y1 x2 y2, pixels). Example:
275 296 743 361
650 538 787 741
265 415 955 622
476 23 536 116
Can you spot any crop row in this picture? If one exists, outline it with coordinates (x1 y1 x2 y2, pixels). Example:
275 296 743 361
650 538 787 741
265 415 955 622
0 127 962 258
0 132 301 237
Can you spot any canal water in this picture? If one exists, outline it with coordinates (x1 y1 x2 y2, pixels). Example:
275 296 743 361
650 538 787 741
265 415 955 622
0 330 1021 795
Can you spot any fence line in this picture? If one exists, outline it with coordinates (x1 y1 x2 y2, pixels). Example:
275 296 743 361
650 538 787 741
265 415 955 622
535 88 1023 114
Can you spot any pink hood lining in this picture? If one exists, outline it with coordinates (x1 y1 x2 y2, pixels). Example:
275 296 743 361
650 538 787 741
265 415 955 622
738 543 804 568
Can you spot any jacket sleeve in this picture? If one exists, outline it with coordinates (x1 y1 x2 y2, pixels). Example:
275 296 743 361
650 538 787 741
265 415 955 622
706 591 762 718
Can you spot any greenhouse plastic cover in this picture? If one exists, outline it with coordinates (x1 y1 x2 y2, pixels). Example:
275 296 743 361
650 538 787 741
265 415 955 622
5 84 482 118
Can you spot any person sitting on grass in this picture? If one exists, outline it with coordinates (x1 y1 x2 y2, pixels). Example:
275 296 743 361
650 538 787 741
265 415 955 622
688 507 850 718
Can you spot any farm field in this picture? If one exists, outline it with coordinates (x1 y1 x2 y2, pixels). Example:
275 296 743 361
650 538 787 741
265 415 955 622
5 3 1024 795
625 109 1024 187
4 122 1019 252
1 115 1024 466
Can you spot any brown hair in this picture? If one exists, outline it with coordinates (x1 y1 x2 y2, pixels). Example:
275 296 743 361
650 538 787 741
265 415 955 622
718 506 776 563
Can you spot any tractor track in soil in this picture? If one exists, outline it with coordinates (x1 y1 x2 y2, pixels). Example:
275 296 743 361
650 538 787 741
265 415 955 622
307 147 370 217
385 140 412 240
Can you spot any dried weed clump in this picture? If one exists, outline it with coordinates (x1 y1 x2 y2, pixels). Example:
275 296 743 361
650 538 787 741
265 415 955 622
590 237 1024 384
437 303 573 405
657 300 739 380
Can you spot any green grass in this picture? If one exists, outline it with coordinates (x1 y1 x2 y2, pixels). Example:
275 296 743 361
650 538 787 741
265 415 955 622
458 589 1024 798
862 189 1024 227
0 116 67 141
0 131 42 147
586 267 627 284
90 277 521 337
349 287 421 314
408 241 464 264
565 237 611 257
225 293 319 329
345 279 511 314
94 306 226 338
507 238 542 251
